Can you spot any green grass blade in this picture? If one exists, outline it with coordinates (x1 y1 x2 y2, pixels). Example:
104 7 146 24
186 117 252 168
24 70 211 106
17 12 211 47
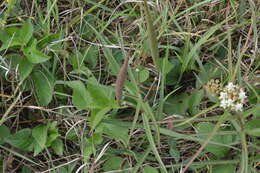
69 0 106 27
142 113 167 173
175 0 213 18
0 145 42 167
182 20 227 73
85 22 120 74
143 0 160 71
132 146 152 173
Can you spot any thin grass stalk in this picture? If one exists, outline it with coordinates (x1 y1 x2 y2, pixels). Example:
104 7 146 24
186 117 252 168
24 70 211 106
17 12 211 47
143 0 160 71
127 67 161 145
128 101 141 144
238 114 249 173
142 114 167 173
156 43 169 120
69 0 106 27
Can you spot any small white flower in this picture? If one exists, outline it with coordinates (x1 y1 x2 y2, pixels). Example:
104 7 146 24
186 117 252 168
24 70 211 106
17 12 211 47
135 68 140 72
220 99 228 109
239 90 247 100
226 99 234 107
234 103 243 111
219 92 228 100
226 82 235 91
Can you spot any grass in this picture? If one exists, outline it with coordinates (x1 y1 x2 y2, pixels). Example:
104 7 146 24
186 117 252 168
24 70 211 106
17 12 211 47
0 0 260 172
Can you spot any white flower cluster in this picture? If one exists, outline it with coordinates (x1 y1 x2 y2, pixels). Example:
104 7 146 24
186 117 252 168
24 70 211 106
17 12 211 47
219 82 247 112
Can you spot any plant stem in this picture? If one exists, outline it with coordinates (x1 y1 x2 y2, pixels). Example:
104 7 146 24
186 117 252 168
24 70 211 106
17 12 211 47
238 115 248 173
143 0 160 71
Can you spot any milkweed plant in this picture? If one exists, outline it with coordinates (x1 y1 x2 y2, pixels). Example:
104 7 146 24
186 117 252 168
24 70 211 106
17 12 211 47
206 79 247 112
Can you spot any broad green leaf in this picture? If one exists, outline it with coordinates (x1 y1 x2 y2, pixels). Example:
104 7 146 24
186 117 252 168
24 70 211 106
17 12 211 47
9 53 22 68
46 121 60 147
102 156 123 171
46 132 60 147
47 121 58 131
143 165 158 173
76 65 94 77
102 120 129 145
19 58 34 80
18 19 33 45
83 45 98 68
87 81 112 108
244 119 260 137
90 107 111 130
24 47 50 64
51 138 63 156
0 28 21 50
0 29 10 44
212 164 235 173
32 71 54 106
23 39 50 64
188 89 204 115
46 122 60 146
0 125 10 144
161 57 174 75
66 81 91 109
196 122 232 158
86 133 103 145
103 124 128 143
135 66 150 83
32 140 43 156
70 51 84 69
164 93 190 116
32 125 48 156
5 128 33 151
38 33 62 49
165 59 181 86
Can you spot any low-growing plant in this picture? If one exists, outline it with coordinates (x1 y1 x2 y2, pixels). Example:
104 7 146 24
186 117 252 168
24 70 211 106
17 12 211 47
0 0 259 172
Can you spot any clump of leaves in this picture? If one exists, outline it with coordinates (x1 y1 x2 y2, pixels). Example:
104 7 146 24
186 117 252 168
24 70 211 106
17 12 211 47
3 121 63 156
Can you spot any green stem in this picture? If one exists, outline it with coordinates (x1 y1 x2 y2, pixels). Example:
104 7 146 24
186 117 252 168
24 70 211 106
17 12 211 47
239 115 248 173
143 0 160 71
